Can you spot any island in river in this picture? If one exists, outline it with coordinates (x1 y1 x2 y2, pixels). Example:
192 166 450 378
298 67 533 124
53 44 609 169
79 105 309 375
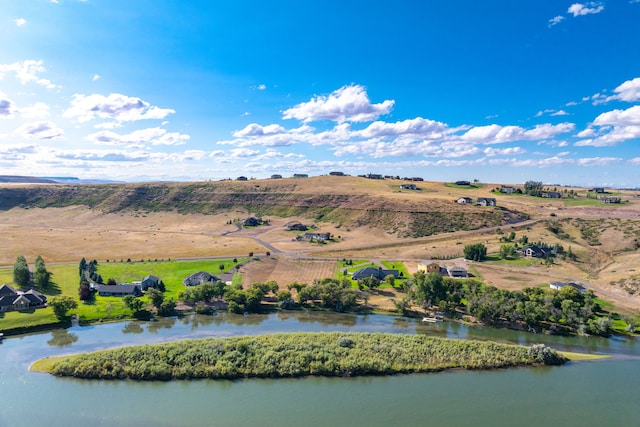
32 332 567 380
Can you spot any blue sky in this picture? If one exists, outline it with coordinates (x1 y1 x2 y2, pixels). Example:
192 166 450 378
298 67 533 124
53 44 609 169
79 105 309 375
1 1 640 186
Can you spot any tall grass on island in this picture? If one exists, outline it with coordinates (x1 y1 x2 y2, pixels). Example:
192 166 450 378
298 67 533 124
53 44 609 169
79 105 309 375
36 332 566 381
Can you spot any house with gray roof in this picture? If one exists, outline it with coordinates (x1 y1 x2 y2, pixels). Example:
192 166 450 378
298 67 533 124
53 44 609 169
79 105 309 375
352 267 399 281
183 271 218 287
0 284 47 312
94 284 142 297
141 275 160 290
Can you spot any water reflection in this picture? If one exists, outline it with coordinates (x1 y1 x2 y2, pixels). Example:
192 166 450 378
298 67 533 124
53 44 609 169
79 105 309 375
122 322 144 334
47 329 79 347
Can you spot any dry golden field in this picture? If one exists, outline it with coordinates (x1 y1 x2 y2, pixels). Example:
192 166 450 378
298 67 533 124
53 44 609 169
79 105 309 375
1 178 640 311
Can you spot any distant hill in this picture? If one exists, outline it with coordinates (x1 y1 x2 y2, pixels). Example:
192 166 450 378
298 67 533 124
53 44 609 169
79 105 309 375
0 175 58 184
0 176 528 238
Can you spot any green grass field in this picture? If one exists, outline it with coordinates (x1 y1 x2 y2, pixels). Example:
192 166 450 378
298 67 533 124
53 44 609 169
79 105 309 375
0 258 243 332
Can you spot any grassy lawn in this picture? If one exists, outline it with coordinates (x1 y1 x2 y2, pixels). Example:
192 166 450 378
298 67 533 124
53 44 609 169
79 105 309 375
484 255 537 266
381 260 409 277
563 198 606 207
444 183 482 189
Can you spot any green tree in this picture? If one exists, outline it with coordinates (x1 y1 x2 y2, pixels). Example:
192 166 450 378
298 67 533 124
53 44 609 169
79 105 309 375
123 295 144 312
78 279 92 301
463 243 487 261
79 257 87 279
13 255 30 288
34 255 52 289
524 181 543 197
49 295 78 320
146 288 165 309
499 244 516 259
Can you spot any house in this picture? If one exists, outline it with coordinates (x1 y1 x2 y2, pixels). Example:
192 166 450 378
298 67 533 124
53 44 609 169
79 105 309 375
601 197 621 204
286 222 308 231
476 197 496 207
520 245 547 258
183 271 218 287
270 174 283 179
417 262 441 274
589 187 605 194
550 282 586 293
400 183 418 190
455 180 471 186
410 177 424 181
94 283 142 297
236 176 248 181
0 284 47 312
366 173 384 180
242 217 260 227
293 173 309 178
329 171 345 176
500 186 516 194
352 267 399 281
542 191 562 199
140 275 160 290
446 266 468 278
456 197 473 204
303 232 331 241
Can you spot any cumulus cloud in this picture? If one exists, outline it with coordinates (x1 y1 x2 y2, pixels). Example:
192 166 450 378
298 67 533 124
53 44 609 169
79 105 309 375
357 117 449 139
483 147 526 157
593 77 640 104
63 93 175 123
233 123 287 138
568 2 604 16
92 74 101 81
576 105 640 146
19 102 50 119
86 127 190 146
282 84 394 123
15 121 63 140
15 18 27 27
460 123 574 144
0 60 58 89
0 92 16 118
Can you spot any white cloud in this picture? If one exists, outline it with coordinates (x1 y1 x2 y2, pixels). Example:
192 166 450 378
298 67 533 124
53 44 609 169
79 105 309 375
64 93 175 122
0 60 58 89
357 117 449 139
551 110 569 116
576 105 640 146
229 148 260 158
548 15 564 26
0 92 17 118
15 18 27 27
15 121 63 140
92 74 101 81
594 77 640 104
94 122 123 129
568 2 604 16
19 102 50 119
483 147 526 157
233 123 287 138
258 84 266 90
282 84 394 123
460 123 574 144
576 157 621 166
86 127 190 146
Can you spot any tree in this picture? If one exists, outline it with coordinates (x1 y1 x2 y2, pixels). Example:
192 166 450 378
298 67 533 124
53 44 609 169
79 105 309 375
524 181 543 197
79 257 87 279
49 295 78 320
34 255 52 289
499 244 516 259
78 280 92 301
123 295 144 312
157 298 176 316
13 256 30 288
146 288 165 309
463 243 487 261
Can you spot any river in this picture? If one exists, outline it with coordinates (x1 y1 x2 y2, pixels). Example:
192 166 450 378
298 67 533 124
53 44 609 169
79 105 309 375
1 312 638 427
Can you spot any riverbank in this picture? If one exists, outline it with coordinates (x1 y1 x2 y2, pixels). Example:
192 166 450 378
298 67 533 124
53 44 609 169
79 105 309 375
31 331 566 380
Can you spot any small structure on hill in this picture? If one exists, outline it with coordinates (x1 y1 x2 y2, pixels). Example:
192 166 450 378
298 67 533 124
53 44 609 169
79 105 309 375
550 282 586 293
270 174 283 179
601 197 621 204
456 197 472 204
242 217 261 227
455 180 471 186
302 232 331 241
293 173 309 178
183 272 218 287
500 186 516 194
542 191 562 199
417 262 442 274
446 266 468 278
520 245 547 258
400 183 418 190
476 197 496 207
236 176 248 181
329 171 345 176
352 267 399 281
286 222 308 231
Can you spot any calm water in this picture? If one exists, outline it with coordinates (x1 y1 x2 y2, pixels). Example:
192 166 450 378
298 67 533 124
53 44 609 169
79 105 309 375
1 312 638 427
